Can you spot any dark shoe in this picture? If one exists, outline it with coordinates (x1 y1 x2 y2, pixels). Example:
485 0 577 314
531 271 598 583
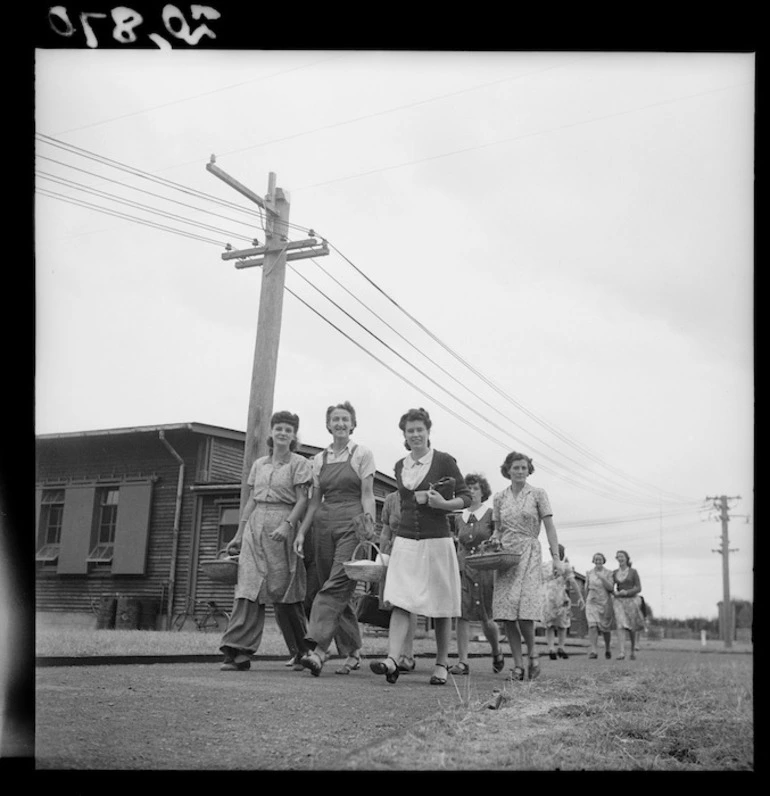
604 650 612 660
220 658 250 671
448 662 469 676
492 652 505 673
335 655 361 675
370 656 399 684
396 655 416 672
588 652 598 659
548 650 558 660
630 652 636 661
430 662 449 685
509 666 525 681
286 654 305 671
528 658 541 680
300 650 324 677
557 648 569 659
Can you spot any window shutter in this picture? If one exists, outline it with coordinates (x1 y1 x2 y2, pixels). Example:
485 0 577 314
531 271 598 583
57 486 97 574
35 488 43 542
112 482 153 575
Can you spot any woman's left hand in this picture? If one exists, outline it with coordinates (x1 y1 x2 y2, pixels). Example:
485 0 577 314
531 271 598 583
269 521 291 541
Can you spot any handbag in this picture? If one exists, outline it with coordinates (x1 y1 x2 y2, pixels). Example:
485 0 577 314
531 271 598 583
639 595 649 617
355 591 392 629
429 476 456 500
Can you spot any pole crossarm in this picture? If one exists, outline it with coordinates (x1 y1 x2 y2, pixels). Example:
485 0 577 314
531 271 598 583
205 160 277 216
234 243 329 269
222 238 321 260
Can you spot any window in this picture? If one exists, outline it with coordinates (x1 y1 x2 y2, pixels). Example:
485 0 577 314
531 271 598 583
87 488 119 565
218 505 240 551
36 489 65 565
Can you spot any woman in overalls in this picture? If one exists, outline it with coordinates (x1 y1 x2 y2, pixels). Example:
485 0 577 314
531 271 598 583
293 401 377 676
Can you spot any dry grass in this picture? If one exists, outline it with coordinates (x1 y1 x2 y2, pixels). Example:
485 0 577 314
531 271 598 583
340 658 753 771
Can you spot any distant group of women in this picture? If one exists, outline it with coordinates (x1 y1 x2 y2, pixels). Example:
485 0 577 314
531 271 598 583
218 401 646 684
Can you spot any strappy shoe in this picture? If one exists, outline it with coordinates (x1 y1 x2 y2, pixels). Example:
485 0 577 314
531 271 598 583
286 654 305 671
509 666 525 681
370 656 400 684
616 653 626 660
430 662 449 685
557 648 569 659
588 652 598 659
604 650 612 660
527 658 541 680
300 650 324 677
396 655 416 672
548 650 558 660
492 652 505 673
335 655 361 675
448 661 469 676
629 652 636 661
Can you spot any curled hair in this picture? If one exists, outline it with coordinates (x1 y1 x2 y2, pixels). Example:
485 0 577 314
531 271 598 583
325 401 357 434
464 473 491 502
267 410 300 451
593 552 606 565
500 451 535 479
616 549 632 566
399 407 432 450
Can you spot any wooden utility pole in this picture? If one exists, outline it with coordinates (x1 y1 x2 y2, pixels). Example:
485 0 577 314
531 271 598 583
206 158 328 512
707 494 740 648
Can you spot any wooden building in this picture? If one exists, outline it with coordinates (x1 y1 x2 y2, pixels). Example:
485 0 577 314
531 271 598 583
35 422 397 630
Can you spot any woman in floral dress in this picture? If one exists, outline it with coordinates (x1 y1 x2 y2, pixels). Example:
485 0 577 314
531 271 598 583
584 552 615 659
219 411 312 671
491 451 561 681
541 544 585 660
612 549 645 660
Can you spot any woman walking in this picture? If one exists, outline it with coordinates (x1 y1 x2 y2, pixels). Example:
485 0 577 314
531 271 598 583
491 451 561 682
584 552 615 659
219 411 312 671
370 407 471 685
449 473 504 676
612 550 645 660
293 402 376 677
541 544 584 660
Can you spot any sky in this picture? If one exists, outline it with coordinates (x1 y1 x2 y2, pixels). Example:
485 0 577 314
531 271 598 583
33 49 755 620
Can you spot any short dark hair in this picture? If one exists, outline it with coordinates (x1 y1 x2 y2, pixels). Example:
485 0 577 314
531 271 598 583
500 451 535 479
325 401 357 433
267 410 300 451
399 407 432 450
464 473 491 502
593 552 606 565
616 549 632 566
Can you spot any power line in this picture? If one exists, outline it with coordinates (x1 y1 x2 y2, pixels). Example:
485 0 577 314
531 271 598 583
38 189 225 247
51 54 346 136
325 241 696 504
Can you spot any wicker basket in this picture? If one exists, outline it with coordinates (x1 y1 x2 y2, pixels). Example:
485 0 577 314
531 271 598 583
464 550 521 572
200 554 239 585
343 540 386 583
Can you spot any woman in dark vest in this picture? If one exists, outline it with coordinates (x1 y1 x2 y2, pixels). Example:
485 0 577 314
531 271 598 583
293 401 376 677
369 407 471 685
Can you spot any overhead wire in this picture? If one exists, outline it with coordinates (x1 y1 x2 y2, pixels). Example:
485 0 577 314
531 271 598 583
35 135 700 506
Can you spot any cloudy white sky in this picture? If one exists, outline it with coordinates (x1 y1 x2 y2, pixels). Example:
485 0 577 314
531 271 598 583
34 49 754 620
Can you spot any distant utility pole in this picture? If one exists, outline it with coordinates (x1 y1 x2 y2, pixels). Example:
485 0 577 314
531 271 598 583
206 157 329 512
706 494 741 648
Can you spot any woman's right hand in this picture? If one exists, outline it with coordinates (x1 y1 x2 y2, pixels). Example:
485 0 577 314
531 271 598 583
414 490 429 505
226 535 242 556
293 533 305 558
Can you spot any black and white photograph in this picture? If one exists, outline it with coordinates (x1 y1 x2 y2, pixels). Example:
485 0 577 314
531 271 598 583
19 21 755 771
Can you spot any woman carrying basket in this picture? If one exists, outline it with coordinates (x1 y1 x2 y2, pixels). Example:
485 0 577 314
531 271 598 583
293 402 377 677
218 411 312 672
369 407 471 685
491 451 562 682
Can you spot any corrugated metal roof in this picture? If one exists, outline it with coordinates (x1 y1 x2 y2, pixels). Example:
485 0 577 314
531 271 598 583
35 422 245 442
